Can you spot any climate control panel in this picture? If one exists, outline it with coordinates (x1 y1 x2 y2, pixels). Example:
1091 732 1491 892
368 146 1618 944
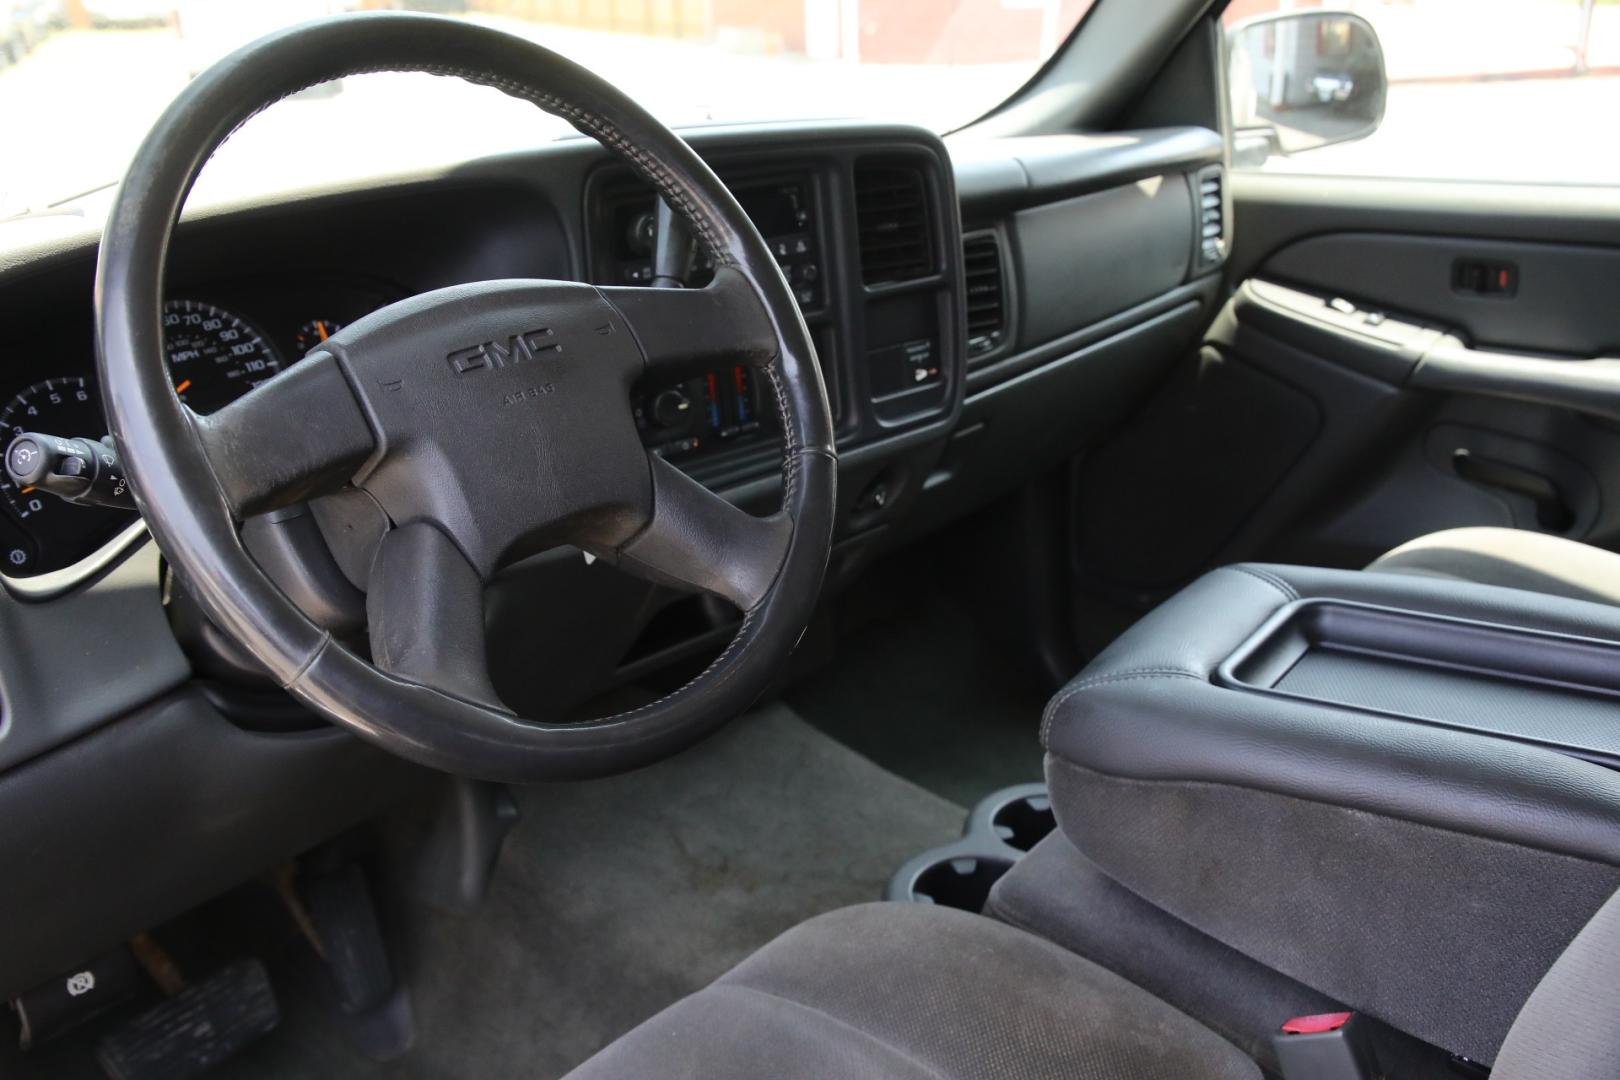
634 364 767 460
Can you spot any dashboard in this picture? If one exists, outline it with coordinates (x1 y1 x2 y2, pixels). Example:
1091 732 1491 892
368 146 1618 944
0 142 964 584
0 123 1229 602
0 118 1228 1000
2 127 976 584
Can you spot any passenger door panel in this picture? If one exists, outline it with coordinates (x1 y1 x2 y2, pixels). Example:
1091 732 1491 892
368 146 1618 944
1261 232 1620 357
1077 175 1620 594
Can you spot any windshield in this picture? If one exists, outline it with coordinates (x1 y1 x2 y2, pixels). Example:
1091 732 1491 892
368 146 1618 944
0 1 1095 221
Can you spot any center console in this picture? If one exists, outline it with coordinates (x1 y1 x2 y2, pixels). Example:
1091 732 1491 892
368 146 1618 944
593 173 830 469
1027 562 1620 1069
1220 596 1620 768
583 135 963 509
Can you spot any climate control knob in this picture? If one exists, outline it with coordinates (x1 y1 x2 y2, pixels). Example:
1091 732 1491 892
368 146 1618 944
651 388 693 428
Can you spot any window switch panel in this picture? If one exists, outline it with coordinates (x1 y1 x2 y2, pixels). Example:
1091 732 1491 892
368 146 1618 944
1452 258 1517 298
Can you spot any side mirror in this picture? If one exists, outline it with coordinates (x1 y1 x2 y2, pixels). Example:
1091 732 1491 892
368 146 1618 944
1227 11 1387 165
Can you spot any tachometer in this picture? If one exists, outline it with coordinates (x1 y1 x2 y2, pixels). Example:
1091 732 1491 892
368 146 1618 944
163 300 283 414
0 378 134 576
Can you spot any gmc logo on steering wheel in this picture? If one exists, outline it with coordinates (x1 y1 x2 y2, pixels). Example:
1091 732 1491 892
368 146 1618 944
446 328 560 375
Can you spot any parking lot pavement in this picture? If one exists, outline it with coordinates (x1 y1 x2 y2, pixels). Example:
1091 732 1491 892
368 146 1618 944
1266 74 1620 185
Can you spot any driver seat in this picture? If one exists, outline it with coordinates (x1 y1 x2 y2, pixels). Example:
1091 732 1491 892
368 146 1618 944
563 902 1261 1079
566 887 1620 1079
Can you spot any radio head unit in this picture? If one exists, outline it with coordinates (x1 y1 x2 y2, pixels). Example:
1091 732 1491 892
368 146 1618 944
599 175 823 311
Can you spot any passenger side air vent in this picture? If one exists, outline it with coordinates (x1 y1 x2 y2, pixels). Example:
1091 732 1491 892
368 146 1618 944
1196 165 1226 267
854 165 934 285
963 231 1008 363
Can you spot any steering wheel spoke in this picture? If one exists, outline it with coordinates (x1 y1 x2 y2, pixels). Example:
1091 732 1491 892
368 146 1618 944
367 521 503 710
192 351 376 518
601 267 779 383
613 453 791 611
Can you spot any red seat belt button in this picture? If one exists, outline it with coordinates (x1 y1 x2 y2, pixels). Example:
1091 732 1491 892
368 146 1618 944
1273 1011 1378 1080
1281 1011 1354 1035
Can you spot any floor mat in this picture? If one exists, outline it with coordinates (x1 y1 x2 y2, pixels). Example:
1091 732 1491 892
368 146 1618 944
787 592 1048 807
3 703 962 1079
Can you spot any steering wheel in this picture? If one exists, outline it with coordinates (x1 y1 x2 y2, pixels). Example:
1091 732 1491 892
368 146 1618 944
95 13 837 781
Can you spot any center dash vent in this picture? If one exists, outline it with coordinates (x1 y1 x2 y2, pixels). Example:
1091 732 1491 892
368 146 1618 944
1197 165 1226 267
854 165 934 285
963 232 1007 363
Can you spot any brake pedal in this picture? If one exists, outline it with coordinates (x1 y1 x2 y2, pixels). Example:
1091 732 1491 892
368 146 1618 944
95 958 278 1080
304 863 394 1014
301 862 416 1060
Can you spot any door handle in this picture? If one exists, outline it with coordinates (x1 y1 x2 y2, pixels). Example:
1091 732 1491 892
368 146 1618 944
1411 336 1620 423
1451 448 1573 532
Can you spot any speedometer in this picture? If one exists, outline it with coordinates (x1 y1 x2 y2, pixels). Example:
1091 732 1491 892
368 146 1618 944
162 300 283 415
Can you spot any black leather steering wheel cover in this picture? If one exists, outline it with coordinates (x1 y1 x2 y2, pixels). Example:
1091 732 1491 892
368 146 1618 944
96 13 836 780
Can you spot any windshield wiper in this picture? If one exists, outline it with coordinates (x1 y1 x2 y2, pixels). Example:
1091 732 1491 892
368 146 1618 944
1 179 120 225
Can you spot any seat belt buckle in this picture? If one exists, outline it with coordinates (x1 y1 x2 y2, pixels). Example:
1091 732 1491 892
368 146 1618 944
1273 1011 1381 1080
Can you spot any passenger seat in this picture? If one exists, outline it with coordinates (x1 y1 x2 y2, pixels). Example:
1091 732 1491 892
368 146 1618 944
1370 527 1620 606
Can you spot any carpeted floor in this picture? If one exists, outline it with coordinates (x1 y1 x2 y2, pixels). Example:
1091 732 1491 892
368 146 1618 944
786 591 1048 807
3 702 962 1079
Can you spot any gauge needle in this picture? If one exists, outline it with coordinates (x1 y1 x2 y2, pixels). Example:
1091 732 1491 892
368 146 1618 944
20 487 33 494
316 321 330 342
174 379 192 395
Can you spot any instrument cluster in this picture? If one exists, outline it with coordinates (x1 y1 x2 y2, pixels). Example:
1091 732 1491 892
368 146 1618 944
0 276 400 580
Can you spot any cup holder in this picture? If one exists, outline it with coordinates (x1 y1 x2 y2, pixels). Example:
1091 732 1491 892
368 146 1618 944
911 855 1016 911
885 783 1052 912
989 792 1055 852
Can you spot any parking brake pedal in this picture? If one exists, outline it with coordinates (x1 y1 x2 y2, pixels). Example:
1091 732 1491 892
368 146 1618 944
11 948 141 1050
95 958 279 1080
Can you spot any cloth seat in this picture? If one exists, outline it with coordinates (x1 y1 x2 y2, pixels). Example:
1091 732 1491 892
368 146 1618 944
1370 526 1620 606
564 902 1260 1080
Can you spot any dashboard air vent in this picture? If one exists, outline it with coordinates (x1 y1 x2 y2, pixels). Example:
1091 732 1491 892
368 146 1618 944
1197 165 1226 267
963 232 1007 363
854 165 934 285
